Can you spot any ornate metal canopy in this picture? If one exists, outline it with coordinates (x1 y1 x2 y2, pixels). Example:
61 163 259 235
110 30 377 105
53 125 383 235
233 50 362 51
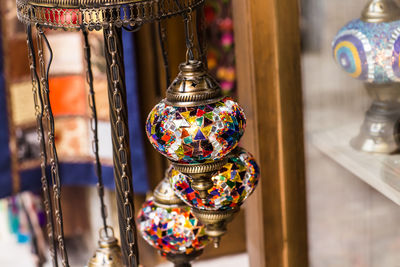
16 0 205 30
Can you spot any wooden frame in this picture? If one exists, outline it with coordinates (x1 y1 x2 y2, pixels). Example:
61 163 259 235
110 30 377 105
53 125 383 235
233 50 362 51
232 0 309 266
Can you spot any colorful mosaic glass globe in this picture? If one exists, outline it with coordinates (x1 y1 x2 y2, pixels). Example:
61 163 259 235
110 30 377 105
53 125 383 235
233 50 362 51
137 198 209 255
145 97 246 164
332 19 400 83
168 148 260 211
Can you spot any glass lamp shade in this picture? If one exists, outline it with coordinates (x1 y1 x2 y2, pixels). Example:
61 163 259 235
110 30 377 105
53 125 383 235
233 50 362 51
168 148 260 211
332 19 400 83
145 97 246 164
137 198 209 255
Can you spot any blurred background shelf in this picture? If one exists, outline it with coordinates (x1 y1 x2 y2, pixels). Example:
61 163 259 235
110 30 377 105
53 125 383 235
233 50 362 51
310 123 400 206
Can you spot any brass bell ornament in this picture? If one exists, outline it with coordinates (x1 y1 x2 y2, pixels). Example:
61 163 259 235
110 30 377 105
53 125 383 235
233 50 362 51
332 0 400 153
87 227 124 267
137 178 209 266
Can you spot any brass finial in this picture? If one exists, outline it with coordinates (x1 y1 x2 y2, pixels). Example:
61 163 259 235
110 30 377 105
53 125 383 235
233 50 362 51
191 208 239 248
165 60 223 107
361 0 400 23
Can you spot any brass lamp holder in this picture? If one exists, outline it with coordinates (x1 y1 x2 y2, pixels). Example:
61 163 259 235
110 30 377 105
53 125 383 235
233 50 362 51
191 207 239 248
351 83 400 153
350 83 400 154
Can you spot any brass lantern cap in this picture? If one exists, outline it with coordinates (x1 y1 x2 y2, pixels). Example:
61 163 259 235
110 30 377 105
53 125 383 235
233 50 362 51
153 178 185 208
361 0 400 23
165 60 223 107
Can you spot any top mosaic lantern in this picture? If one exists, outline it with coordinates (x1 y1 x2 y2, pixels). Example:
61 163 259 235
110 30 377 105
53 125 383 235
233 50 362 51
146 60 246 164
332 0 400 83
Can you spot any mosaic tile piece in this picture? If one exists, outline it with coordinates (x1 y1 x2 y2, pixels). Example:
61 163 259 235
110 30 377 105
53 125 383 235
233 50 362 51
332 19 400 83
169 148 260 211
146 97 246 164
137 198 209 255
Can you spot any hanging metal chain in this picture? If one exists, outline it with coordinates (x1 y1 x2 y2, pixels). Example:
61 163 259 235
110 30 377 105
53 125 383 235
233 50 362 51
173 0 197 62
103 24 139 267
183 9 196 61
196 4 208 67
157 20 171 86
26 24 59 267
36 25 70 267
82 29 109 235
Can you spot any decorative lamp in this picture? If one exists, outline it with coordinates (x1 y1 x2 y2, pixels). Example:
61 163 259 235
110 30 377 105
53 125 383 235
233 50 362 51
16 0 205 266
137 178 208 267
168 148 260 247
332 0 400 153
146 59 246 200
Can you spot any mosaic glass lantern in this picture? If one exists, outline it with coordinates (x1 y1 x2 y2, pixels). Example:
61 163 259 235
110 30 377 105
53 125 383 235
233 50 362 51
168 147 259 247
137 178 208 266
332 0 400 153
146 59 247 200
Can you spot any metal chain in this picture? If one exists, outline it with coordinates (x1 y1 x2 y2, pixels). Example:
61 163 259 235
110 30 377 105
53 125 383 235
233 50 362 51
105 24 139 267
157 20 171 86
173 0 197 62
183 9 196 61
36 26 70 267
196 4 208 67
26 24 59 267
82 29 110 235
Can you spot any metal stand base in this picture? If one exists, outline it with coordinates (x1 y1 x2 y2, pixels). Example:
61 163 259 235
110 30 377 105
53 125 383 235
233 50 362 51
351 100 400 153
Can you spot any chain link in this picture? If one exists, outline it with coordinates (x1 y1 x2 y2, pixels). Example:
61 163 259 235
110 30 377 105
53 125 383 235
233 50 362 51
196 4 208 66
82 29 110 235
26 24 59 267
37 26 70 267
157 20 171 86
105 25 139 267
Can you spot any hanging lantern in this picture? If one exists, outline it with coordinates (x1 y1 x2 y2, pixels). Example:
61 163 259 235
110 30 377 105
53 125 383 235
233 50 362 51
137 178 209 266
332 0 400 153
168 148 260 247
146 59 246 200
87 228 124 267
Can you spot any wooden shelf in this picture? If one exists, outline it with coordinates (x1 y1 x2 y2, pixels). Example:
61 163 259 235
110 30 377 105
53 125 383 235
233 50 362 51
310 123 400 206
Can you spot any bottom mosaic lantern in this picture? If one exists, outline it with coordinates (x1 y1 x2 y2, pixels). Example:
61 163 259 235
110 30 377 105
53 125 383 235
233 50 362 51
137 178 209 266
